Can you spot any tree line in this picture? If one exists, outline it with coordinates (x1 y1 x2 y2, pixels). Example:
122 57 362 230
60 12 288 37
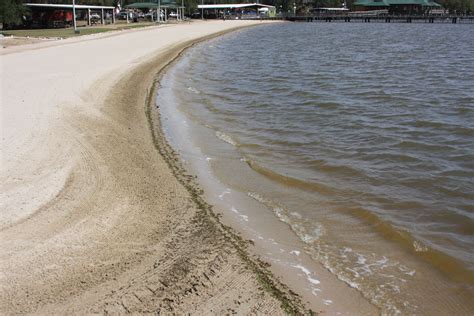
1 0 473 28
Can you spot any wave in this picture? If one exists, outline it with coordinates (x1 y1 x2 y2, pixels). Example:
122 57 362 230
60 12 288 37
247 192 325 244
396 140 456 152
187 86 201 94
243 158 338 196
307 159 369 179
215 130 238 146
245 158 474 285
247 192 416 313
249 190 474 314
345 206 474 285
404 120 474 137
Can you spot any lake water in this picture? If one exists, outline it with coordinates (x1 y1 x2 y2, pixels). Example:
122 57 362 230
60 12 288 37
157 23 474 314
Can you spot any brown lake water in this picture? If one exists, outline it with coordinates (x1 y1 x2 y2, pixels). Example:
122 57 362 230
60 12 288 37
158 23 474 314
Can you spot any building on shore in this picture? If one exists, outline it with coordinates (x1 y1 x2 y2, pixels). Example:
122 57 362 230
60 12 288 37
125 1 186 22
353 0 442 14
24 3 116 28
197 3 276 19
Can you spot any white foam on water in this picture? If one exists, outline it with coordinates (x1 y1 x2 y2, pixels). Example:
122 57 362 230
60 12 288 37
296 224 324 244
246 192 412 313
346 267 360 278
357 253 367 265
413 240 428 252
318 244 413 313
323 299 333 306
239 214 249 222
377 256 389 265
215 131 237 146
398 265 416 276
248 192 326 247
290 211 303 219
390 283 401 294
205 156 212 162
187 86 200 94
301 233 319 244
379 273 407 283
292 264 320 285
247 191 262 201
290 250 301 256
331 269 360 290
311 288 321 296
229 206 248 222
218 188 231 200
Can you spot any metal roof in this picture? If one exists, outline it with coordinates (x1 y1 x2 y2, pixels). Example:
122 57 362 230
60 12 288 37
25 3 115 10
359 1 389 6
197 3 275 9
354 0 441 6
125 1 182 9
314 7 350 10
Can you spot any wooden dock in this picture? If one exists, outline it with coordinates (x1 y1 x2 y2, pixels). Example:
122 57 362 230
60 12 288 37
286 15 474 23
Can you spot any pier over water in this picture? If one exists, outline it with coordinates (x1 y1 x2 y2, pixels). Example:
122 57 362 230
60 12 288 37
286 14 474 23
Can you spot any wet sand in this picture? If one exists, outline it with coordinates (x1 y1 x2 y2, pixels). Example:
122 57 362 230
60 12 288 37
1 21 377 314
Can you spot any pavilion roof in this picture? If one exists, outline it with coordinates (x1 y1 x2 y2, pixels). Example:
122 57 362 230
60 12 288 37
125 1 181 9
197 3 276 9
354 0 441 7
24 3 115 10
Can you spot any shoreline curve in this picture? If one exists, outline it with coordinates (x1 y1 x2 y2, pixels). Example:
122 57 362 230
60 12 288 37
0 21 311 314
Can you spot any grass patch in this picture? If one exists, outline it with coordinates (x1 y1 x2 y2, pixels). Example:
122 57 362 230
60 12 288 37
1 22 156 38
1 28 108 38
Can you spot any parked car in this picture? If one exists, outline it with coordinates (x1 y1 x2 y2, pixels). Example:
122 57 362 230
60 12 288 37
117 11 128 20
90 13 100 19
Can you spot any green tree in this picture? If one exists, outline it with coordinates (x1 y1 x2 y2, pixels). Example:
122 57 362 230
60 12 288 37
437 0 474 13
1 0 30 28
184 0 198 14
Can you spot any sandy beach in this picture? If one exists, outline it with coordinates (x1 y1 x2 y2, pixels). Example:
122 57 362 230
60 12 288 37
1 21 377 314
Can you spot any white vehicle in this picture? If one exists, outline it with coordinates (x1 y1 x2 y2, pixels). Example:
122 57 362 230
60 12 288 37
90 13 101 20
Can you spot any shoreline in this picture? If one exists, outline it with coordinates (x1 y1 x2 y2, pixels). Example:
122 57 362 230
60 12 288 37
0 21 312 314
144 27 312 314
155 32 379 314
